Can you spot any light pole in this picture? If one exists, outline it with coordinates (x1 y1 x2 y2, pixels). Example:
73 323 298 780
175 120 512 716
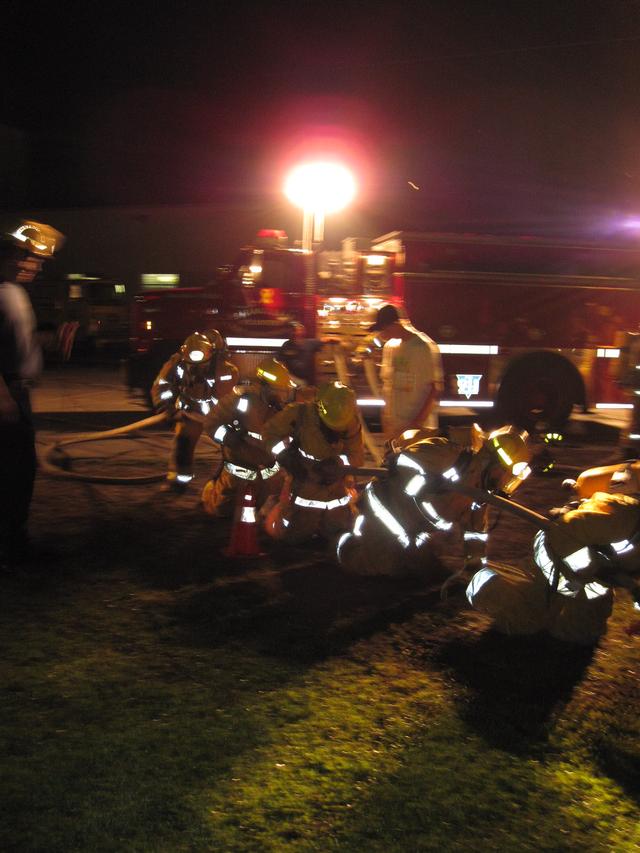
283 161 356 252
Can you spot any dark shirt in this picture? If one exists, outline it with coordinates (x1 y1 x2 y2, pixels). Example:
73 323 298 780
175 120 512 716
279 338 322 385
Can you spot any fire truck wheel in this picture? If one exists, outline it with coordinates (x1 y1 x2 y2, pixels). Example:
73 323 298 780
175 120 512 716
496 358 580 433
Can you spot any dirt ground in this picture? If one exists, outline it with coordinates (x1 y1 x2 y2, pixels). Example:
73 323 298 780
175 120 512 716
23 408 630 659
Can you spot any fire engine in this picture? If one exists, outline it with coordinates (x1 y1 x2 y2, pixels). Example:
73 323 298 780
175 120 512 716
127 228 640 431
28 275 129 357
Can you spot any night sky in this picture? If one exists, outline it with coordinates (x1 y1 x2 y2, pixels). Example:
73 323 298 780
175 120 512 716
3 0 640 238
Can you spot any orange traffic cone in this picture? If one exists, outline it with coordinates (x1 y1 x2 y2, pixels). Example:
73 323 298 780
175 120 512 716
224 481 264 557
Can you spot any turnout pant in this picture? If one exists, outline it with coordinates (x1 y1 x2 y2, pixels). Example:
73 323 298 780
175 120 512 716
263 480 357 545
167 415 203 482
337 519 433 577
466 560 614 645
202 465 284 519
0 388 36 557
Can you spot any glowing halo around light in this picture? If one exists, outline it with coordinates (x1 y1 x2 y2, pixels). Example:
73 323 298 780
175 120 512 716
283 161 356 214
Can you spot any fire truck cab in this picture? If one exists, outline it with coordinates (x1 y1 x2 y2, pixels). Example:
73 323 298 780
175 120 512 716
126 229 395 401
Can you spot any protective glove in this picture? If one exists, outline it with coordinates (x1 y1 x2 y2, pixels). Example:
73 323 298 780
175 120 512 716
439 567 468 600
463 556 486 574
382 440 397 465
276 445 308 482
316 456 344 485
154 400 177 422
548 501 580 518
531 447 555 475
222 427 245 451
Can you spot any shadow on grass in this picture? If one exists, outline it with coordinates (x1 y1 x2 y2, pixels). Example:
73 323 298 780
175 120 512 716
595 737 640 803
50 494 452 653
0 655 289 853
173 547 452 664
320 715 628 853
432 625 595 753
43 498 234 588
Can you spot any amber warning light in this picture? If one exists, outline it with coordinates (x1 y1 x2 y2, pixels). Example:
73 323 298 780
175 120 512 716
255 229 288 247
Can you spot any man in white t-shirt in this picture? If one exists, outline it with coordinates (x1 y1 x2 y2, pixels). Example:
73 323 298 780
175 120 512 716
368 304 443 441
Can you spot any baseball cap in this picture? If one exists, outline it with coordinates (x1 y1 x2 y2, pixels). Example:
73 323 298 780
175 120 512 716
368 304 400 332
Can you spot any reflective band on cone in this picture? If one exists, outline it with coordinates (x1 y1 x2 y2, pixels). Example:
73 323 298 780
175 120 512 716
224 480 264 558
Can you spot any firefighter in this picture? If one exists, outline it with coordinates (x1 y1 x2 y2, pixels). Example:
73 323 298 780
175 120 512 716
1 220 64 566
263 380 365 544
152 330 238 492
278 322 322 392
336 424 532 580
467 492 640 645
466 475 640 645
201 357 296 517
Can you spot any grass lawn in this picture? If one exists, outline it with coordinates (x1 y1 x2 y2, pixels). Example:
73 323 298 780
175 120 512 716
1 437 639 851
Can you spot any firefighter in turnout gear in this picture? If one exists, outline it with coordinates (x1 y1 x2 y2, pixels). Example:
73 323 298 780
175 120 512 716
1 220 65 566
201 357 295 517
263 381 365 544
152 331 238 492
466 467 640 644
337 424 532 579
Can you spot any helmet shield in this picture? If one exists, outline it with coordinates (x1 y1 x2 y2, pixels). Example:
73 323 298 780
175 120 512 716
486 426 532 495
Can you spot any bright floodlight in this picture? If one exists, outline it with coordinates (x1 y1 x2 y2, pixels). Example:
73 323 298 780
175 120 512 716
284 161 356 214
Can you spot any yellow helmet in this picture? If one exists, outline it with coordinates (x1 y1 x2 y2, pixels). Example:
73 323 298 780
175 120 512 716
484 425 532 495
255 357 296 390
180 332 214 364
317 381 357 432
7 220 65 258
574 462 640 500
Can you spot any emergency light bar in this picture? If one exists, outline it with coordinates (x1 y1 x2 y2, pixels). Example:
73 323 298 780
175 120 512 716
226 337 289 348
595 403 633 409
256 229 287 240
356 398 495 408
439 400 495 407
437 344 499 355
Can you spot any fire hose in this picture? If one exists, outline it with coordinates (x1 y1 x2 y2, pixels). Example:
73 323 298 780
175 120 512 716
39 411 175 484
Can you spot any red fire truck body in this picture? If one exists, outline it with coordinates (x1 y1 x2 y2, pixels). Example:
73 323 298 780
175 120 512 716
370 231 640 429
127 229 640 430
